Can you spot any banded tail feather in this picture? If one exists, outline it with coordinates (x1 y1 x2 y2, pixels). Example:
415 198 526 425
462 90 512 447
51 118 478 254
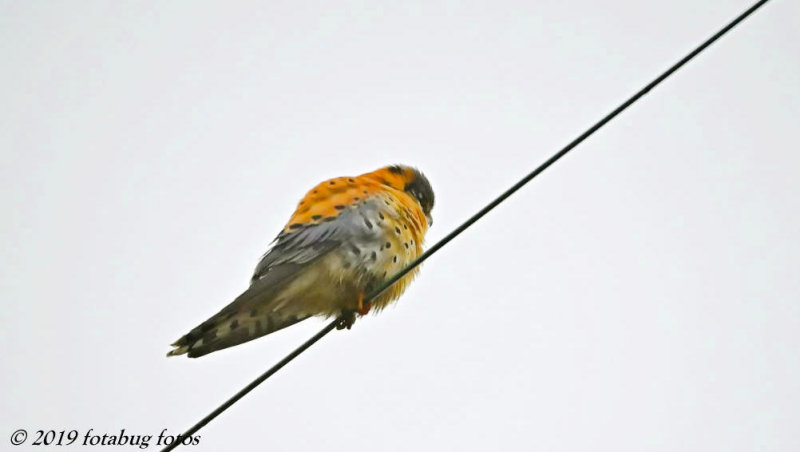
166 308 310 358
167 264 310 358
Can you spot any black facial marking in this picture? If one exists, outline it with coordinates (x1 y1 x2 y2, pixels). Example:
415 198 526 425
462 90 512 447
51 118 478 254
403 169 435 216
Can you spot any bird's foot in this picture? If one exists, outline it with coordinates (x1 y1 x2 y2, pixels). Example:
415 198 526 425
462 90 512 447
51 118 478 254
336 310 356 330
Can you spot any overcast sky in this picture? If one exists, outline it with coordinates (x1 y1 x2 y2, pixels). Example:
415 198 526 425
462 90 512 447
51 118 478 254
2 1 799 451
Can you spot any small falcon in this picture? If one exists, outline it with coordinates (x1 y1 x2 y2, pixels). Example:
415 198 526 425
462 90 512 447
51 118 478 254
168 164 434 358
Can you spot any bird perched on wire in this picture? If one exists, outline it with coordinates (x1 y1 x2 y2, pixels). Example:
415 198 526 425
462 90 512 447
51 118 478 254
167 164 434 358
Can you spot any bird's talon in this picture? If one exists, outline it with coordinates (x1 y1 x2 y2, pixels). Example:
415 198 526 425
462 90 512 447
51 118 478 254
337 311 356 330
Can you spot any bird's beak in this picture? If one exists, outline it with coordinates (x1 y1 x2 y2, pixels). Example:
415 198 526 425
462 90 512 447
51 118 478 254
426 213 433 227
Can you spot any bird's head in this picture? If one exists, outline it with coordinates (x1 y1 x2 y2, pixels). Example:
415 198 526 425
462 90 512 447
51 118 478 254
365 164 435 227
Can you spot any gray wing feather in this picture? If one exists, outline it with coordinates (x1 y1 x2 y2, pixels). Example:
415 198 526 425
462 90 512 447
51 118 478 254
251 199 385 283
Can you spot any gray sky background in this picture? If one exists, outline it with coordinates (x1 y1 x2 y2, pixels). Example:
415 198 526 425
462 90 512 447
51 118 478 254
2 1 799 450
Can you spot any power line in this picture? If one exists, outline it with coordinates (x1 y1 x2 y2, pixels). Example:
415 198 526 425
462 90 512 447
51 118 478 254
161 1 771 450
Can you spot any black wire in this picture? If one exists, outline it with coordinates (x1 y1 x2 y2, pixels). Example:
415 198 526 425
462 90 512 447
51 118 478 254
161 1 771 450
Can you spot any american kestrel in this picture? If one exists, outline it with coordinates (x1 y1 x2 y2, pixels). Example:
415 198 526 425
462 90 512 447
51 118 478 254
168 164 434 358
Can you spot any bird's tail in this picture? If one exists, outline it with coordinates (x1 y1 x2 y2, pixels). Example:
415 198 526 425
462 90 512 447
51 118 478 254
166 308 310 358
167 265 311 358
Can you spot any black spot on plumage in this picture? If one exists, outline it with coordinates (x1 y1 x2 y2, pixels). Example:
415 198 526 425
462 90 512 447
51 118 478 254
379 212 385 220
348 178 355 183
354 197 360 201
343 261 351 269
289 223 304 230
393 256 398 263
323 216 336 222
370 251 377 261
395 226 401 235
250 309 258 318
312 215 322 220
350 245 361 255
388 165 404 175
313 190 318 194
364 218 373 229
404 242 409 249
334 205 346 210
230 320 239 330
329 180 336 185
385 242 391 249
